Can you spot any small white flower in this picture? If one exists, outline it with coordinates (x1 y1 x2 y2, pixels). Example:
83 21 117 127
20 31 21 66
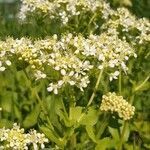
0 67 6 71
34 70 47 80
60 69 66 76
98 54 105 61
98 65 103 70
47 81 63 94
109 71 120 81
5 60 11 66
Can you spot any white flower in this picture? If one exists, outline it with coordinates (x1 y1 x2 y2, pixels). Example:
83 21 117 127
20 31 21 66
34 70 47 80
5 60 11 66
0 67 6 72
60 69 66 76
47 81 64 94
98 65 103 70
98 54 105 61
109 71 120 81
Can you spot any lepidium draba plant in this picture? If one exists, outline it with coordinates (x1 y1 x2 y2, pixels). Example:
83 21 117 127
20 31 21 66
0 0 149 149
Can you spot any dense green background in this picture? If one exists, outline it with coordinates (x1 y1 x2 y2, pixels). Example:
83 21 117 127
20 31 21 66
0 0 150 38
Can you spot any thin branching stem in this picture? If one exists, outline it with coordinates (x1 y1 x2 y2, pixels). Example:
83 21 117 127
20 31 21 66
119 68 122 94
77 69 103 123
134 75 150 92
87 69 103 107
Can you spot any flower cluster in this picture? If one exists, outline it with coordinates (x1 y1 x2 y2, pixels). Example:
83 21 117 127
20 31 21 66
0 32 137 93
102 8 150 44
12 0 150 95
0 123 48 150
18 0 113 24
0 41 12 72
100 92 135 120
0 31 137 93
74 33 136 73
18 0 150 45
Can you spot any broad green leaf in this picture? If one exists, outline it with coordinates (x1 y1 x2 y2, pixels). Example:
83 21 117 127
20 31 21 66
69 106 82 123
95 137 115 150
80 107 99 126
23 104 40 128
86 125 98 143
57 109 72 127
1 91 12 113
124 143 133 150
46 96 71 127
40 125 66 148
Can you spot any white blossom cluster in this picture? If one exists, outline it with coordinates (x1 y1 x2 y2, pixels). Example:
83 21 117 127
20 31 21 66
100 92 135 120
18 0 150 44
0 123 48 150
73 33 136 72
18 0 113 24
0 32 137 94
102 7 150 44
0 41 12 72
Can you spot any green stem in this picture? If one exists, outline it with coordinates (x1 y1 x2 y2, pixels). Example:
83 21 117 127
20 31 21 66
118 121 128 150
133 138 136 150
69 134 77 150
83 13 97 34
77 69 103 123
130 94 135 105
87 69 103 107
118 95 135 150
0 109 2 119
134 75 150 92
119 69 122 94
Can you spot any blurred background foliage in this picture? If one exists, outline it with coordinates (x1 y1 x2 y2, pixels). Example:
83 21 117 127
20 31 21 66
0 0 150 38
0 0 150 149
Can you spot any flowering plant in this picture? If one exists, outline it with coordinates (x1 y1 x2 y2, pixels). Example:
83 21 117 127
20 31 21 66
0 0 149 149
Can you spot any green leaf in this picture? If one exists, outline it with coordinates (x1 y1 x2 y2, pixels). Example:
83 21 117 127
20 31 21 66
45 96 72 129
124 143 133 150
40 125 66 148
14 105 22 121
23 104 40 128
95 137 115 150
134 75 150 92
86 125 98 143
80 107 99 126
0 119 13 128
120 124 130 142
69 106 82 124
57 109 72 127
1 91 12 113
108 127 120 141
